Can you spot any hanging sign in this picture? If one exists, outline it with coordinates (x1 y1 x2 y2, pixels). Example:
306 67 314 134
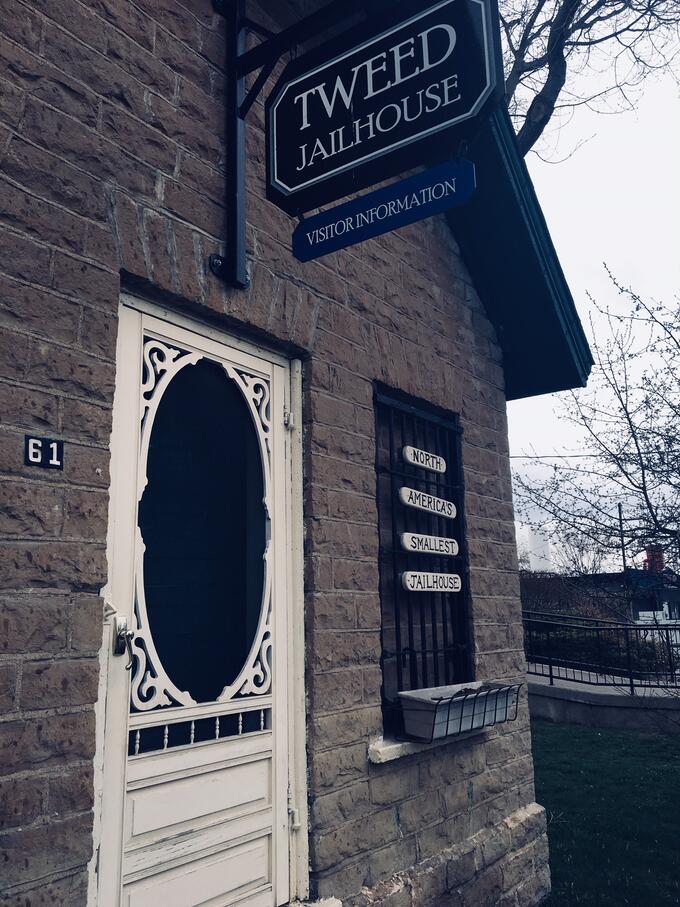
401 532 459 556
292 160 475 262
403 444 447 473
399 486 456 519
266 0 501 214
402 571 462 592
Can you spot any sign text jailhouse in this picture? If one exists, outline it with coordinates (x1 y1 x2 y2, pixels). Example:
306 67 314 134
266 0 499 213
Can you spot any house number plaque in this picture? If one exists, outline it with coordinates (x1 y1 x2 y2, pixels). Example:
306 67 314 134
24 436 64 470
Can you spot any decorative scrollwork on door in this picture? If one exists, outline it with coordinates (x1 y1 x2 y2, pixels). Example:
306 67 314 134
237 632 273 697
129 336 275 713
219 363 273 702
231 369 272 461
131 338 202 711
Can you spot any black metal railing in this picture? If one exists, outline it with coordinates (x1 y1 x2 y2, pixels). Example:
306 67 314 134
523 611 680 694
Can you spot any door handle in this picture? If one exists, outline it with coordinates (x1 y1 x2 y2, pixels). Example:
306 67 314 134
113 615 135 671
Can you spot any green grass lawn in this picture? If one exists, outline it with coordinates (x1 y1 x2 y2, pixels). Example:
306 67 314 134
531 720 680 906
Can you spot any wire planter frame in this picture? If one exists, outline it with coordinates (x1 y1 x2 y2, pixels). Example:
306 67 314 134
398 681 522 743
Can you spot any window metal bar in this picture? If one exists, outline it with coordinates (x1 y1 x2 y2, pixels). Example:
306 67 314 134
436 421 452 684
374 389 462 432
403 408 429 689
420 414 440 688
384 642 468 657
387 405 405 693
450 417 473 682
375 464 463 493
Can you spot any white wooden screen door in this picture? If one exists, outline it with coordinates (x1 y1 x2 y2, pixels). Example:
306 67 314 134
97 303 292 907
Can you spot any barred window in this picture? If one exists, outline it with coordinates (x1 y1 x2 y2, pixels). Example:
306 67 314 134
374 386 473 735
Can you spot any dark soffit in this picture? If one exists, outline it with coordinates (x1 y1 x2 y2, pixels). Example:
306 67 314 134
447 107 593 401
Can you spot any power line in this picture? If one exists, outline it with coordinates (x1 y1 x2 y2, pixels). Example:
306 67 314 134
510 453 598 460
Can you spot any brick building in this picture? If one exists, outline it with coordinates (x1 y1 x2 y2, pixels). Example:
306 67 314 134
0 2 591 906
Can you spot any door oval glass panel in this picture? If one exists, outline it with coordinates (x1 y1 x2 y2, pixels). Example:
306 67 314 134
138 357 266 704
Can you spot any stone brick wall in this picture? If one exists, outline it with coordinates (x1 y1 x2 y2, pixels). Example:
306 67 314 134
300 219 547 904
0 0 548 903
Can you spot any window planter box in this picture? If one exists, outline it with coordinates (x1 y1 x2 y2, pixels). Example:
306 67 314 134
397 681 521 743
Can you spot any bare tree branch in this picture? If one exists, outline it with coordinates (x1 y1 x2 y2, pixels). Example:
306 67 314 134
501 0 680 154
513 271 680 570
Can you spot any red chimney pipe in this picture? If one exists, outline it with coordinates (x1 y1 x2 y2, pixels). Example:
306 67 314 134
645 545 664 574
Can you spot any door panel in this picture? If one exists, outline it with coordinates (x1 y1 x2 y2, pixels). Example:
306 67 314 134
126 753 271 839
123 838 270 907
123 813 273 880
126 722 272 784
99 306 290 907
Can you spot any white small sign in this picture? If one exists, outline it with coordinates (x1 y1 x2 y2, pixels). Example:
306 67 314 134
403 446 446 473
401 532 459 557
402 572 462 593
399 487 456 519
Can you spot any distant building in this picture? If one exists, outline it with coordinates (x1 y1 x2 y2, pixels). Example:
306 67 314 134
520 546 680 623
528 529 553 572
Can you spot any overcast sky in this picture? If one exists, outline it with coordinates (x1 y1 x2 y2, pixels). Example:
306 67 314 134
507 73 680 460
506 73 680 567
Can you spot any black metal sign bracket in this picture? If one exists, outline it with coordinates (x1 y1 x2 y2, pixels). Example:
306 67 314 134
209 0 375 288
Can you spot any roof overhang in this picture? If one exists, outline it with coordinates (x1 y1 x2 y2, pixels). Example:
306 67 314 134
447 107 593 400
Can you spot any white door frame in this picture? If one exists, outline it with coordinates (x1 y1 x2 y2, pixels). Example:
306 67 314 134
89 295 309 905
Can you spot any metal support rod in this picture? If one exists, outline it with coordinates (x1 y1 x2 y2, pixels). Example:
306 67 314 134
618 502 627 572
211 0 249 288
236 0 370 76
624 627 635 695
242 16 274 39
618 501 633 619
665 628 675 684
228 0 248 288
239 53 277 119
208 0 393 286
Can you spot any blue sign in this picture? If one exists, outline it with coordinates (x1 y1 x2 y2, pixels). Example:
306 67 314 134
292 159 475 262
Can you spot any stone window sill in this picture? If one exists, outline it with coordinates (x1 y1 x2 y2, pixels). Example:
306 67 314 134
368 727 487 764
289 900 342 907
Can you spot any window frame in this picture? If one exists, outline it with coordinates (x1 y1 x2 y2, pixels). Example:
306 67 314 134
374 384 474 736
